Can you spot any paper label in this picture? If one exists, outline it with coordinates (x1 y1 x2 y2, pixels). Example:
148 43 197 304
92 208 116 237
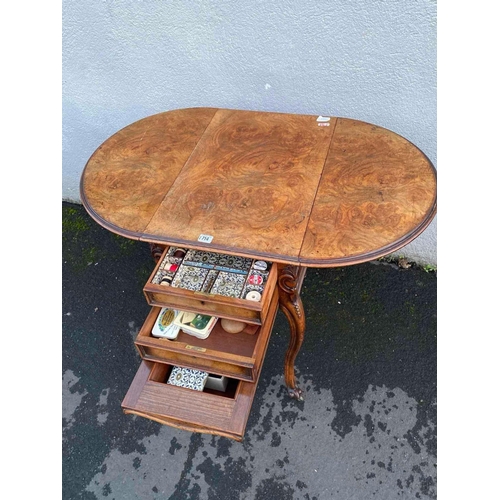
317 116 331 127
198 234 213 243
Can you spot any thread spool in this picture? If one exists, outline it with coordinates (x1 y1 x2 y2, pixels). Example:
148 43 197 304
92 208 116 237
173 248 186 258
163 263 179 273
253 260 267 271
248 273 263 285
160 275 173 286
245 291 261 301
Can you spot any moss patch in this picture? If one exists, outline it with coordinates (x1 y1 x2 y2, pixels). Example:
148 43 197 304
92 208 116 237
62 205 90 234
62 202 152 277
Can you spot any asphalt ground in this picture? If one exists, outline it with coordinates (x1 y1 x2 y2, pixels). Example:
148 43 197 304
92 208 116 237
62 201 437 500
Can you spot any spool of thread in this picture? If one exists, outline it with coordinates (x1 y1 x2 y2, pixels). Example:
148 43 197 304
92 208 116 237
160 275 173 286
253 260 268 271
163 263 179 273
173 248 186 258
248 273 263 285
246 291 261 301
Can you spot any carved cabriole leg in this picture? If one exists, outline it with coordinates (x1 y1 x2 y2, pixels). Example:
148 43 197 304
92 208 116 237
277 264 306 401
149 243 166 263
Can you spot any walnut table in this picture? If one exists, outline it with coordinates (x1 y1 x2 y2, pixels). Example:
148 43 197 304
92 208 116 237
80 107 437 440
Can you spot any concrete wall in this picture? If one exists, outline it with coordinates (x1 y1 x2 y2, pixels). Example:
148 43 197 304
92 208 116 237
63 0 437 266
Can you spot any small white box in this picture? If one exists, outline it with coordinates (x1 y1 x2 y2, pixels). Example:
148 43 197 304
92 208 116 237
152 307 181 339
173 311 218 339
204 374 229 392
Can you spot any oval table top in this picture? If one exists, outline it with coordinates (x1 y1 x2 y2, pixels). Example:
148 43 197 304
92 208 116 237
80 107 436 267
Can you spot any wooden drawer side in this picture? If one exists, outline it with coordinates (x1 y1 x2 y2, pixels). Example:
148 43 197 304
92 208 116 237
135 344 254 381
143 288 262 324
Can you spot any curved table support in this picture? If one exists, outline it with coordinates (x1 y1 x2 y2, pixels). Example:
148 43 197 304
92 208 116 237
149 243 167 263
277 264 307 401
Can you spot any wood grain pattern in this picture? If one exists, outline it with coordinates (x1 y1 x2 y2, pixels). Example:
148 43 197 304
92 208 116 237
84 108 437 436
122 361 242 437
277 265 307 400
80 107 217 237
299 118 437 265
81 108 436 265
143 109 335 261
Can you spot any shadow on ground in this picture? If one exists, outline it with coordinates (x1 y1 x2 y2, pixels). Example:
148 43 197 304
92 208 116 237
62 202 437 500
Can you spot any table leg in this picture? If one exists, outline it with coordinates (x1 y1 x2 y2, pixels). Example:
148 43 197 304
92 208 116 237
149 243 166 263
277 264 307 401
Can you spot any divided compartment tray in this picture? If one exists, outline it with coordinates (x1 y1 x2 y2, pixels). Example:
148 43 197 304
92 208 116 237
135 287 278 382
143 246 277 325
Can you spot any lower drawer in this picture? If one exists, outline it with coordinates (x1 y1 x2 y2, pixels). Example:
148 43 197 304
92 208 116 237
122 362 259 441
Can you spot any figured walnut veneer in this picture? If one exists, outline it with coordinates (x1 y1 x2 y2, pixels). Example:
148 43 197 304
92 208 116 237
81 108 436 266
143 109 334 261
300 118 437 264
81 108 217 238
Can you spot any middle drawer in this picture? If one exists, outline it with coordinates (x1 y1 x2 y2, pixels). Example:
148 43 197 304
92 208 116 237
135 287 279 382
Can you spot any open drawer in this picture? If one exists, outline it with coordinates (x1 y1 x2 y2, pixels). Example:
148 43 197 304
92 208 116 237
122 362 261 441
123 287 278 440
143 246 277 325
134 289 279 382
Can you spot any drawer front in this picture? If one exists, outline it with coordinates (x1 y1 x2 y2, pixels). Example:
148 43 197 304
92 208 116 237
143 246 277 325
135 290 279 382
122 362 251 441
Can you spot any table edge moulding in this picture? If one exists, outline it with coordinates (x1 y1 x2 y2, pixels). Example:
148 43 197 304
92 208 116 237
79 106 437 440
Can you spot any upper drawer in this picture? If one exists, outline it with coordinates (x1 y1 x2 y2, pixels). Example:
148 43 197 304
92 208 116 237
143 246 277 325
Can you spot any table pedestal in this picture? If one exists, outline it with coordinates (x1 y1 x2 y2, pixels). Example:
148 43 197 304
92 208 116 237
149 242 166 263
277 265 307 401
